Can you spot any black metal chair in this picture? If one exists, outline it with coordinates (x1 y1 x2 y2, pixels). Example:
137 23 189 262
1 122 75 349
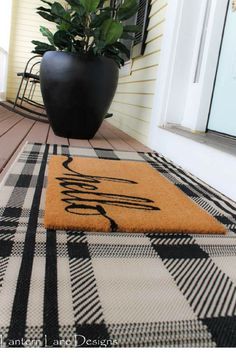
13 55 47 119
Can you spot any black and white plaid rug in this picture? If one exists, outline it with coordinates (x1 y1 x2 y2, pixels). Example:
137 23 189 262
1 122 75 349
0 142 236 347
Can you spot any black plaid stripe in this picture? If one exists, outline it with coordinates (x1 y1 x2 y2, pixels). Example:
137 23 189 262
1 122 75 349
0 257 9 289
0 143 235 347
88 244 158 258
94 148 119 160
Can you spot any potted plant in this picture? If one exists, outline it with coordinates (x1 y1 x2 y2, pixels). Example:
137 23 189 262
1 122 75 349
32 0 139 139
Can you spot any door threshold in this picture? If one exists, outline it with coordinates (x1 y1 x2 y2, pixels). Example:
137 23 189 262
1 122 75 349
161 125 236 157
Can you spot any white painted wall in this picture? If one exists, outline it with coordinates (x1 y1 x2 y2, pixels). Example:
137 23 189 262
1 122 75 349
7 0 58 103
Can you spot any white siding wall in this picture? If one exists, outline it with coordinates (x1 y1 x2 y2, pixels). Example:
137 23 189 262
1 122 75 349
6 0 58 103
109 0 168 145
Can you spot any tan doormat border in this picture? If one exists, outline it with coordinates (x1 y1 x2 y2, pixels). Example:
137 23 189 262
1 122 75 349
44 156 226 234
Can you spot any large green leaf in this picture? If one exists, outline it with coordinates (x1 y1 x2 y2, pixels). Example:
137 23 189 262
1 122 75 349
79 0 100 12
113 41 130 58
65 0 85 14
33 0 129 66
53 30 71 50
65 0 81 6
40 0 52 6
32 40 49 46
117 0 138 20
31 40 56 54
100 19 123 45
37 11 56 22
40 26 54 45
104 50 124 67
58 12 73 31
94 39 106 52
37 6 51 12
90 11 111 27
51 2 66 17
71 15 85 31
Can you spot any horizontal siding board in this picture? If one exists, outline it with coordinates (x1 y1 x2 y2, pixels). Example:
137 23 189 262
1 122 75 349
150 0 168 17
119 65 159 83
113 93 154 109
148 3 167 30
111 118 148 145
110 102 152 123
146 20 165 44
117 80 156 94
7 0 57 102
110 112 151 138
110 0 168 144
132 52 161 71
144 36 163 56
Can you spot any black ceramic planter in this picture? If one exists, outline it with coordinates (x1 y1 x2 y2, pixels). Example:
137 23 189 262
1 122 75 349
40 51 119 139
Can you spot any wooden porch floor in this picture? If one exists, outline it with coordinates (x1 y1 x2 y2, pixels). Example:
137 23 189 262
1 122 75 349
0 105 152 182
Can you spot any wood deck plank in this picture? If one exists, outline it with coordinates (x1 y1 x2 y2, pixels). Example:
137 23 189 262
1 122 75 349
0 105 11 116
69 138 91 148
0 118 35 172
47 127 69 145
89 129 114 149
99 123 136 151
0 141 27 183
25 121 50 144
0 109 17 123
0 105 153 181
0 115 24 137
0 121 49 182
104 121 153 152
1 101 48 124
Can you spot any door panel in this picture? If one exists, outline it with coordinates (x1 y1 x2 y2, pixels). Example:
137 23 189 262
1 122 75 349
208 0 236 136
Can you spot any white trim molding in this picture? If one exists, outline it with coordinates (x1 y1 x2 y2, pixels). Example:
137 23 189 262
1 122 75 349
149 0 228 137
181 0 228 131
149 0 184 134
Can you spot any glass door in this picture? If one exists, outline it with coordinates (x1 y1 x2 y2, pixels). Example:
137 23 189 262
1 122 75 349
208 0 236 137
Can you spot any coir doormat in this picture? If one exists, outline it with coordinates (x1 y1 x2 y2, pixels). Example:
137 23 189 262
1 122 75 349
45 155 226 234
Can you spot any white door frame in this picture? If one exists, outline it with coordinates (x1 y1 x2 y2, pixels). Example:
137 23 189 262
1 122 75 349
149 0 229 145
